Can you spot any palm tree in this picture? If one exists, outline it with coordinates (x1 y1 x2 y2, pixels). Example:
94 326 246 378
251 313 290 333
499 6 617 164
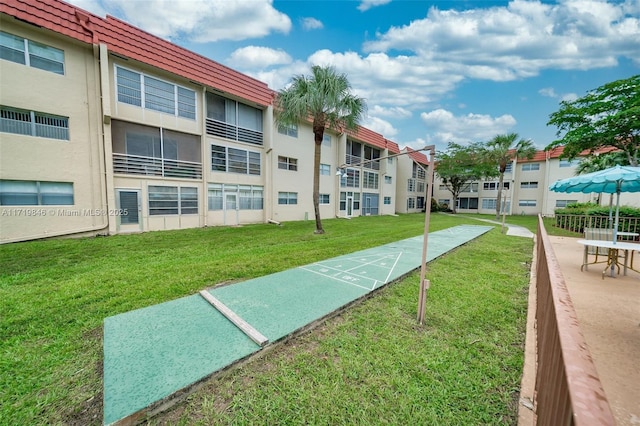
484 133 536 219
275 65 366 234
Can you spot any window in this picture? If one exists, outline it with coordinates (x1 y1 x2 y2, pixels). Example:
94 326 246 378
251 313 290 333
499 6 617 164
319 194 330 204
520 181 538 189
384 196 391 205
417 181 425 193
555 199 578 208
522 163 540 171
320 164 331 176
277 123 298 138
461 182 479 192
504 163 513 173
0 31 64 74
388 157 393 165
111 121 202 179
438 199 450 206
278 192 297 205
407 179 416 192
206 93 263 144
116 66 196 119
363 171 378 189
340 169 360 188
384 175 392 184
482 198 497 210
439 185 447 190
407 197 416 209
457 197 479 209
483 182 509 190
148 186 197 215
519 199 537 207
416 197 425 209
1 106 69 140
278 156 298 171
559 159 579 168
412 163 426 179
211 145 260 175
0 180 73 205
322 134 331 147
208 184 263 211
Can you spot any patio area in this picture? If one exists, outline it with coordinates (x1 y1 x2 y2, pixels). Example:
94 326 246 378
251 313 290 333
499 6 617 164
522 235 640 425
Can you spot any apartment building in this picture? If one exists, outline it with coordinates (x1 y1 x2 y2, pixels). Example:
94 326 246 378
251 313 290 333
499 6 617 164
0 0 402 243
396 147 430 214
432 146 640 216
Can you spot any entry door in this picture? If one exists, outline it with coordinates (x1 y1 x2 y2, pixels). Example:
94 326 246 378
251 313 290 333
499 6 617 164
117 189 141 232
224 193 239 225
346 195 353 217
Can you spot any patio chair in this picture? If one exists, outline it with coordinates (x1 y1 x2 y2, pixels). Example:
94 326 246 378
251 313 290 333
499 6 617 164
581 227 614 271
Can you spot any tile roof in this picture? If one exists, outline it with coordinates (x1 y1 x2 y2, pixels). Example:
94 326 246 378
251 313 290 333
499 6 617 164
404 147 430 165
2 0 275 106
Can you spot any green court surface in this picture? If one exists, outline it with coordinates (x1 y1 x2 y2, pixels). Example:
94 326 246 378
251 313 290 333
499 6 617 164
103 224 492 425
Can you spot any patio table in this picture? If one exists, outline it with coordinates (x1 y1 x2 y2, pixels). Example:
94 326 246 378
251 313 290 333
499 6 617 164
577 239 640 279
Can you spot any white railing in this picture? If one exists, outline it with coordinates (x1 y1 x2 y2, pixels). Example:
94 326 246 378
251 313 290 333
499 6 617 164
345 154 380 170
113 153 202 179
205 118 263 145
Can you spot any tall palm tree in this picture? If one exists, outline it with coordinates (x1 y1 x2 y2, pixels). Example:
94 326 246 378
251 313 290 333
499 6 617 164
484 133 536 219
275 65 366 234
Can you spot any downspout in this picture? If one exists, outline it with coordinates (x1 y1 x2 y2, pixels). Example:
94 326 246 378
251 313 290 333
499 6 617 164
76 10 110 234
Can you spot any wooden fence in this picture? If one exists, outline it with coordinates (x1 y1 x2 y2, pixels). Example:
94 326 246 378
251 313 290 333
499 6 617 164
533 215 615 425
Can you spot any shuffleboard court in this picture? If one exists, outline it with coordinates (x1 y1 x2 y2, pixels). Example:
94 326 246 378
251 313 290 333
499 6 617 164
103 224 493 425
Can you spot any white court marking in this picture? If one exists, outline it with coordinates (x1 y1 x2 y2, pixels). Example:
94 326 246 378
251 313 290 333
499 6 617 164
299 251 404 291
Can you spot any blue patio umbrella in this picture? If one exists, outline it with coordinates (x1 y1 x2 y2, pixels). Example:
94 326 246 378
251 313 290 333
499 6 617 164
549 165 640 242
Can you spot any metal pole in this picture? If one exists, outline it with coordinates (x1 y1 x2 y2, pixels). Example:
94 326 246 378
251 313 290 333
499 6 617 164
417 145 435 325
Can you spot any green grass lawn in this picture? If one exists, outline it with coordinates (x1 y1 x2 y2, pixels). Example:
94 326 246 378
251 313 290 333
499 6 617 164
1 213 546 425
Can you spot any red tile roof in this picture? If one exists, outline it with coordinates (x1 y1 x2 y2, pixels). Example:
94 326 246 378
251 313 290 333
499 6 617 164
2 0 275 106
404 147 430 165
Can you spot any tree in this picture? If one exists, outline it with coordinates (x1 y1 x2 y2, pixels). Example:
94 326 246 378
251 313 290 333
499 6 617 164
275 65 366 234
546 74 640 167
435 142 498 213
484 133 536 219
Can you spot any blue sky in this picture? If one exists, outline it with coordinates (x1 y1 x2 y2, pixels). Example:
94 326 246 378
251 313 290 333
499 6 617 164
68 0 640 152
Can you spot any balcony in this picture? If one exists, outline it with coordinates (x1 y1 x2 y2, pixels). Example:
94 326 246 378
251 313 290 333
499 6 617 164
205 118 263 145
346 154 380 170
113 153 202 179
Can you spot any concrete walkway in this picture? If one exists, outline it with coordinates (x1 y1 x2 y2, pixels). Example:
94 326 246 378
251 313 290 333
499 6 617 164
103 225 493 425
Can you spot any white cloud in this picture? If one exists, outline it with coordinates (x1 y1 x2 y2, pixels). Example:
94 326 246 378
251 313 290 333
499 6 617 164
361 116 398 138
301 17 323 30
369 105 412 119
227 46 292 69
539 87 558 97
68 0 291 42
363 0 640 80
358 0 393 12
561 92 579 102
420 109 517 145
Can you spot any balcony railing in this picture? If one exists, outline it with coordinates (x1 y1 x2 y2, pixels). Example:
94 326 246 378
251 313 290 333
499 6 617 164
113 153 202 179
205 118 263 145
346 154 380 170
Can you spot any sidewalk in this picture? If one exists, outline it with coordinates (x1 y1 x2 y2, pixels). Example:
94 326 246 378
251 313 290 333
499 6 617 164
519 236 640 426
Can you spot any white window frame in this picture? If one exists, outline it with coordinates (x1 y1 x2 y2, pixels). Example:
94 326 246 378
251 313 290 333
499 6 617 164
116 65 196 120
278 192 298 205
518 199 537 207
319 193 330 204
148 185 198 215
211 145 261 175
520 181 539 189
277 123 298 138
278 156 298 171
522 163 540 171
0 31 65 75
0 180 73 205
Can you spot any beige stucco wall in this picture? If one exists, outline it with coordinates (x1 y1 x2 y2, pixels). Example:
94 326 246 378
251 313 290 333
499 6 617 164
0 21 107 243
